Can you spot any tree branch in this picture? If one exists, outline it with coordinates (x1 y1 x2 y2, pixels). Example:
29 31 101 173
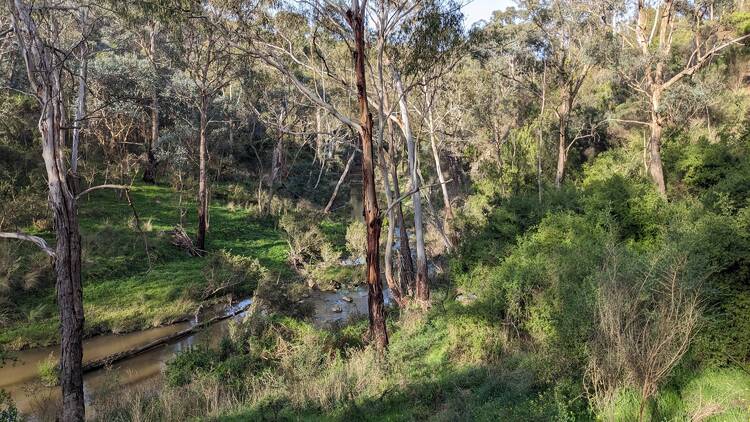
385 179 453 216
663 33 750 91
0 232 55 257
75 184 130 200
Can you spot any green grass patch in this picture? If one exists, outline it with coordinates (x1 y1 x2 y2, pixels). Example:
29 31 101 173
0 184 289 350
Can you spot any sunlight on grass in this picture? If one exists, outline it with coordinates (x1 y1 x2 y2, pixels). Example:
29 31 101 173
0 184 289 350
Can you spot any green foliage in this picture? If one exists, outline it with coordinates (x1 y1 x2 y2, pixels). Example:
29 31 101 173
344 219 367 258
582 174 665 244
602 369 750 421
165 346 216 387
279 208 328 269
675 368 750 421
728 11 750 35
500 213 608 375
0 390 19 422
0 184 289 350
37 353 59 387
202 250 267 298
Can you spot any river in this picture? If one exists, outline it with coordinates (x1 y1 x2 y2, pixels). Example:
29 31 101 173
0 286 390 419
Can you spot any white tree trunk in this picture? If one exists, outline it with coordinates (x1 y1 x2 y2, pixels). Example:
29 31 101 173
393 69 429 303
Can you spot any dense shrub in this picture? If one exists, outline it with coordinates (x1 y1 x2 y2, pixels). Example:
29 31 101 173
0 390 19 422
201 250 267 299
37 353 59 387
165 346 216 387
345 219 367 259
279 209 328 269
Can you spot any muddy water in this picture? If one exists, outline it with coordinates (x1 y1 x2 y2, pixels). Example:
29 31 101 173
309 286 392 327
0 288 388 418
0 298 251 416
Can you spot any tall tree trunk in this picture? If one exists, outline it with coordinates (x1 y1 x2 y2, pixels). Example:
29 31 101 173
8 1 85 419
379 151 405 306
554 102 569 189
391 159 415 295
425 99 453 231
648 90 667 197
315 107 323 161
347 2 388 349
380 154 398 304
49 125 85 422
267 132 284 213
537 64 546 203
197 97 208 252
374 23 404 307
143 23 159 184
394 70 429 303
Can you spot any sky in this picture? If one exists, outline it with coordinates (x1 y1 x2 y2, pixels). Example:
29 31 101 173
462 0 515 26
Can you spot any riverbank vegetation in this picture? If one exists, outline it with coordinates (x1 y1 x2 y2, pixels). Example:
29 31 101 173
2 0 750 420
0 184 286 350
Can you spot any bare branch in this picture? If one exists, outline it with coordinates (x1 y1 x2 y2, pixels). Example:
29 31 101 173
385 179 453 216
663 33 750 91
74 184 129 200
0 232 55 257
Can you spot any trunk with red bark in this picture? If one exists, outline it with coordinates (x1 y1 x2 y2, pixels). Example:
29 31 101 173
347 3 388 349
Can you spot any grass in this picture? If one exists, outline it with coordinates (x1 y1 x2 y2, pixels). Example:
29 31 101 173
91 288 582 421
0 183 289 350
209 298 750 422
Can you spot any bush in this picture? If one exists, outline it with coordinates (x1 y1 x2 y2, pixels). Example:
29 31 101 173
165 346 215 387
345 219 367 259
0 390 19 422
581 174 666 244
586 247 700 421
201 250 267 299
279 209 328 269
37 353 59 387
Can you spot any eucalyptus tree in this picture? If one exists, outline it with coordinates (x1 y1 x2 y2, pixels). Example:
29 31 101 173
70 6 93 190
111 2 191 184
607 0 750 196
138 18 166 185
249 78 312 214
3 1 90 419
87 51 155 182
469 8 544 194
225 0 390 348
379 0 464 303
172 11 233 252
520 0 603 188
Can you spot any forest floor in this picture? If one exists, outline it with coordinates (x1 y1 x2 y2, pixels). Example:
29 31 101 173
0 184 289 350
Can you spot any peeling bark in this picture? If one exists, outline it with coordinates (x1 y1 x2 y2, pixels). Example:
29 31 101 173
346 1 388 349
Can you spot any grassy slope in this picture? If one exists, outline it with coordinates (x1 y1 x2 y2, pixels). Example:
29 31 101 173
215 291 750 422
0 184 288 350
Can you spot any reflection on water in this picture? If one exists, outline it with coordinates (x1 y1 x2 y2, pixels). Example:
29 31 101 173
0 289 387 418
309 285 392 327
0 299 251 416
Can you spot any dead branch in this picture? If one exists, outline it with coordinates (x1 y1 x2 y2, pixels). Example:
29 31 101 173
385 179 453 216
0 232 55 257
123 189 152 270
74 184 129 200
323 149 357 213
170 225 203 256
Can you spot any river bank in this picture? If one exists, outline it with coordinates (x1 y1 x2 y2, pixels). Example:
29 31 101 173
0 285 384 419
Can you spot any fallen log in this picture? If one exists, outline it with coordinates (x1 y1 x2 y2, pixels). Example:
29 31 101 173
82 301 251 373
